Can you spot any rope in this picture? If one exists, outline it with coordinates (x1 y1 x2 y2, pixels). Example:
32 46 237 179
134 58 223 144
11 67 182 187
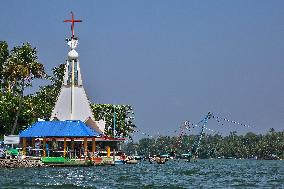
212 114 251 128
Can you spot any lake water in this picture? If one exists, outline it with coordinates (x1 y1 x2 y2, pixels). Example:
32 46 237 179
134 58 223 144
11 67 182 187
0 159 283 188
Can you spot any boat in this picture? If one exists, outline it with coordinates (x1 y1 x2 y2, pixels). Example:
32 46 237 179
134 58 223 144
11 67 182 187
126 159 138 164
97 151 127 165
41 157 93 167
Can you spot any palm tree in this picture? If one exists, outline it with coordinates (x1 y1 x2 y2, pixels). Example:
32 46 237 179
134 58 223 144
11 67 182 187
6 43 45 134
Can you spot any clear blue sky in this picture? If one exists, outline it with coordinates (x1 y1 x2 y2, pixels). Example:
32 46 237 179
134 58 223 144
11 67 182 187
1 1 284 139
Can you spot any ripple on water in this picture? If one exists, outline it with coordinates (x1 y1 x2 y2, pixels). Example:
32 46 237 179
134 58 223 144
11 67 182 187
0 160 283 188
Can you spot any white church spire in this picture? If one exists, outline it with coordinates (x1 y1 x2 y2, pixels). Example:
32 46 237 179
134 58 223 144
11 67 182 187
51 12 105 133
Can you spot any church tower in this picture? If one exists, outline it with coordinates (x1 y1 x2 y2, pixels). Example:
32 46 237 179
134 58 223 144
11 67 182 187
51 12 105 133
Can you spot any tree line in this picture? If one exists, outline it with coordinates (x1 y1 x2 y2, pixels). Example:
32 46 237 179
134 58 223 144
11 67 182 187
123 129 284 160
0 41 135 138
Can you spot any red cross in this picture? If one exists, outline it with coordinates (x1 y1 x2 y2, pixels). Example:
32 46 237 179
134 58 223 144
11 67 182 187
64 12 82 38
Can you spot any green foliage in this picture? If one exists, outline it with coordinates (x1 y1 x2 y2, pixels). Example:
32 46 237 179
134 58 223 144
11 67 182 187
124 130 284 160
2 43 45 94
0 41 9 88
0 92 18 135
91 104 136 138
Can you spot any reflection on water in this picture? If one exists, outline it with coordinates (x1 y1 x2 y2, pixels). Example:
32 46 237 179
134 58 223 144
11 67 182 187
0 159 283 188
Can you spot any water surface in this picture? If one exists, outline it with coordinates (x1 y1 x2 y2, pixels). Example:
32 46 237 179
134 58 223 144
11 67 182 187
0 159 283 188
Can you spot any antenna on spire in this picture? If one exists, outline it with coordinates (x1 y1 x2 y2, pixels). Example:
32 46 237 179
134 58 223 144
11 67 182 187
64 11 82 38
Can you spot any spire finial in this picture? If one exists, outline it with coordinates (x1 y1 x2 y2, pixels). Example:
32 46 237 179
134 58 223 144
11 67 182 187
64 11 82 38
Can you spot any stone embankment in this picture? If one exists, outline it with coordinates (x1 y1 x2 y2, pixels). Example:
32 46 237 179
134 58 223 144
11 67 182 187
0 159 43 168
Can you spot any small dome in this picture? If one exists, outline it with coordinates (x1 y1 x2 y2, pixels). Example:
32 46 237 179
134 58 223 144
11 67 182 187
68 49 79 60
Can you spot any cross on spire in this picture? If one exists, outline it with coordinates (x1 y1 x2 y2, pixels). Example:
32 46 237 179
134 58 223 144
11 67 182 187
64 11 82 38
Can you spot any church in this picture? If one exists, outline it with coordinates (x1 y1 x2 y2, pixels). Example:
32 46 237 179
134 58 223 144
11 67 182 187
19 12 126 165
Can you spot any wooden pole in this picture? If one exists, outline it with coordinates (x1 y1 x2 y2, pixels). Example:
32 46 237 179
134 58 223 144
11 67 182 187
71 138 75 150
32 138 35 148
84 137 88 156
92 137 96 154
113 148 116 162
107 146 110 158
43 138 46 157
71 138 75 158
22 138 26 156
64 137 67 157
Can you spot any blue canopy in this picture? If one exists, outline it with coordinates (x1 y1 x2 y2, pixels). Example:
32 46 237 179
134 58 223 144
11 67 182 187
19 120 101 138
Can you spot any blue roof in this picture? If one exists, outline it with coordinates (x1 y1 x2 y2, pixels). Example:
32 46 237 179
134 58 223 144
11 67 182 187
19 120 101 138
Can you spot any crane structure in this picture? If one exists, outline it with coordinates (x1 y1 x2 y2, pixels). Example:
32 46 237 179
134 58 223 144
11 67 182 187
177 112 249 161
190 112 213 159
